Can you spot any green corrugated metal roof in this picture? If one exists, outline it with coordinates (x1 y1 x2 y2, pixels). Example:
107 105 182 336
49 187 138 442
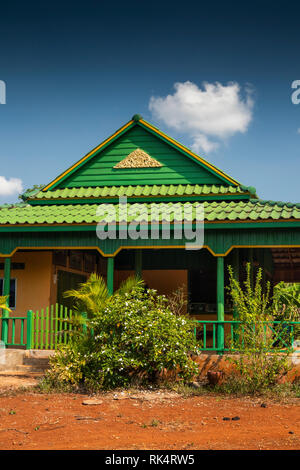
0 200 299 225
30 184 255 200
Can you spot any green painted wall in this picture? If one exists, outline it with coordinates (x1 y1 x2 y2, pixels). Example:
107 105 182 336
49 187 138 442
59 126 226 188
0 227 299 256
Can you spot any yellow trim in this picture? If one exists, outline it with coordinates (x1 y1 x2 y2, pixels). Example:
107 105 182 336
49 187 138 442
0 217 299 228
1 244 300 259
221 244 300 257
0 246 108 259
0 244 213 258
140 120 239 186
43 120 134 191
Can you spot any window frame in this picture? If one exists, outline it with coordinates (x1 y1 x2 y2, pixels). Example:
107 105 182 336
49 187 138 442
0 278 17 310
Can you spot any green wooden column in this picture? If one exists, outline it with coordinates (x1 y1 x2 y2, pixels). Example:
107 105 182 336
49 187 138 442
232 249 239 321
1 257 11 344
107 257 114 296
26 310 33 350
232 249 239 345
134 250 142 279
217 256 225 353
249 248 254 287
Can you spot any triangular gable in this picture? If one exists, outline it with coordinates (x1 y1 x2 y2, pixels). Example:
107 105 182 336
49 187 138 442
43 115 239 191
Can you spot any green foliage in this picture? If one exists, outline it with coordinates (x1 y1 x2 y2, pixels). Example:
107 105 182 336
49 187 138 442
273 281 300 322
214 375 300 398
46 283 198 391
0 295 11 312
227 263 271 323
63 273 143 317
226 263 292 394
64 273 109 317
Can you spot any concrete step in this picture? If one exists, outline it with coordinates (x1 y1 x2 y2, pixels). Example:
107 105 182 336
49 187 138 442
23 357 50 367
6 364 48 373
0 370 44 378
0 349 54 373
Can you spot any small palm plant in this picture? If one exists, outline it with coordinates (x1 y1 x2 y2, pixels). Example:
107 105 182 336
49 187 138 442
61 273 144 339
64 273 109 317
64 273 144 318
0 295 11 313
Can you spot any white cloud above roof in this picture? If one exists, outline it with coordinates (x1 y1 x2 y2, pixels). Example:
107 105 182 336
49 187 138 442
0 176 23 196
149 81 254 153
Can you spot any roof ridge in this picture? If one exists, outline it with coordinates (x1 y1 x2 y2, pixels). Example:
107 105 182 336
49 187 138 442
251 199 300 208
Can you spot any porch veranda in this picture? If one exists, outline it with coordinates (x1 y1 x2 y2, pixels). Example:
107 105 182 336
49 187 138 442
1 244 300 352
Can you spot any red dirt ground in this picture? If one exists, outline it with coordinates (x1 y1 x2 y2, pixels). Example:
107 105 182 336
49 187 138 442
0 388 299 450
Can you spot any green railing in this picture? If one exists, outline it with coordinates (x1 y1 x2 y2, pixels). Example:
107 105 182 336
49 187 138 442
29 304 77 350
1 312 299 352
0 314 27 347
194 320 300 353
1 304 80 350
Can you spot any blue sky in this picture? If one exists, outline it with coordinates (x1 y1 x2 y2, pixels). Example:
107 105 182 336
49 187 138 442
0 1 300 203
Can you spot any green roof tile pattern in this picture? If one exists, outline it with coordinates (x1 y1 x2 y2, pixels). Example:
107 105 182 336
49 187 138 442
30 184 255 200
0 200 299 225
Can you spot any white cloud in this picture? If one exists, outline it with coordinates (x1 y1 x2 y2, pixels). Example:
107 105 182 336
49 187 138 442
297 128 300 134
149 81 254 153
190 134 219 154
0 176 23 196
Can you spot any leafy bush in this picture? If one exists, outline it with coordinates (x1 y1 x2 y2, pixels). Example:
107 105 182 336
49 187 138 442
273 282 300 330
227 263 271 323
226 263 292 394
46 283 199 391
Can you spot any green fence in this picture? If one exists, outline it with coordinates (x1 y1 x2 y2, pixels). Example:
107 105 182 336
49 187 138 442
1 312 299 352
0 304 83 350
0 315 27 347
29 304 78 350
194 320 300 353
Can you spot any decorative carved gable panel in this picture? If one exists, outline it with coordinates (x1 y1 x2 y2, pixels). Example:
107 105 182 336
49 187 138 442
114 148 162 169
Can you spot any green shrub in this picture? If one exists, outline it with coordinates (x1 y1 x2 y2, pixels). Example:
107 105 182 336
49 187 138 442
272 282 300 340
46 284 199 391
226 263 292 394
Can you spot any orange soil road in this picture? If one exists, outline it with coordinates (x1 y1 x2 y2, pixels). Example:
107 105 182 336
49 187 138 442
0 391 299 450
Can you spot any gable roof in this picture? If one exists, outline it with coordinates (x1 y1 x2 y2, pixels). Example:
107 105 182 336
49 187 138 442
43 115 240 191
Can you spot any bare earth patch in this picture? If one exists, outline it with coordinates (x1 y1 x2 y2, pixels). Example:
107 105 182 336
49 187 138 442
0 372 42 392
0 385 299 450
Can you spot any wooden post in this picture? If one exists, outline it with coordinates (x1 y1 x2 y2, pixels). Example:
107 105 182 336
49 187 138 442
232 249 239 320
26 310 33 350
1 258 11 345
107 257 114 296
232 249 239 344
217 256 225 353
134 250 142 279
249 248 254 287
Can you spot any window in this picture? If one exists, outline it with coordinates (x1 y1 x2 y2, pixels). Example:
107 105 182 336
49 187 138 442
0 278 17 309
53 251 67 267
84 253 95 272
69 251 83 271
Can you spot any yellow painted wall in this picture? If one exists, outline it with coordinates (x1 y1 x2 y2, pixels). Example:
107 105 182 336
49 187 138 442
0 251 53 315
115 269 188 297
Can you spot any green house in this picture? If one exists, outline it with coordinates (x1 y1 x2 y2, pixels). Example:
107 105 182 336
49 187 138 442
0 114 300 349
